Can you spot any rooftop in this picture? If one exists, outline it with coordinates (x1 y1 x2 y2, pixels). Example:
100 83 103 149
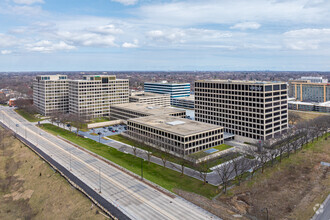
145 81 190 85
111 103 185 116
128 114 222 136
196 79 286 85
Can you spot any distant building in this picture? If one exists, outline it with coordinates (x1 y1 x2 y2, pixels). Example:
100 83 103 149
288 100 330 113
300 77 328 83
195 80 288 143
33 75 69 116
129 92 171 107
69 75 129 118
289 77 330 102
144 81 190 104
172 95 194 109
110 103 186 120
126 114 224 156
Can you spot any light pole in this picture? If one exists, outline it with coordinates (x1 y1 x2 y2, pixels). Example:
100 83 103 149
98 132 102 143
141 158 144 180
99 167 102 193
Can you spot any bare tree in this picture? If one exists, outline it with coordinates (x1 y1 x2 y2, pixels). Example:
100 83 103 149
288 111 301 125
195 161 210 185
146 150 152 164
132 146 138 157
232 158 250 186
215 162 233 193
177 150 189 176
256 150 268 173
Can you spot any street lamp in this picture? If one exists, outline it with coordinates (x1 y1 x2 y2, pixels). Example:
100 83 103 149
141 158 145 180
98 132 102 143
99 167 102 193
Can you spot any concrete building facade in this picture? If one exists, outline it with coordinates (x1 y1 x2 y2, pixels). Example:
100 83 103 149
171 95 194 109
195 80 288 142
126 115 224 156
33 75 69 116
110 103 186 120
129 92 171 107
69 75 129 118
289 79 330 103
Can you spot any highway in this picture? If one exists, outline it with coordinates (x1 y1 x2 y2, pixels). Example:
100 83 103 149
0 107 219 220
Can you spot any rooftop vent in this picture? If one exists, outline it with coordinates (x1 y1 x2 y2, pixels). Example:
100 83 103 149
166 121 185 126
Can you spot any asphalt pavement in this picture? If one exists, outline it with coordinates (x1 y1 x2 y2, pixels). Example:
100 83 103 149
0 107 219 220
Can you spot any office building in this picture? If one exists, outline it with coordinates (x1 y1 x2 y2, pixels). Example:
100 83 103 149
69 75 129 118
300 77 328 83
126 115 224 156
33 75 69 116
110 103 186 120
144 81 190 104
289 78 330 102
288 101 330 113
172 95 194 109
129 92 171 107
195 80 288 142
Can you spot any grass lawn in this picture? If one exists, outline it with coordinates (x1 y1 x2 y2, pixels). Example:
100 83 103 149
15 109 40 122
40 124 218 198
208 152 241 168
90 117 111 123
108 134 198 169
213 144 233 151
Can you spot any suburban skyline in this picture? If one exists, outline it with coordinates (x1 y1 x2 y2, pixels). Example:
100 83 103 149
1 0 330 71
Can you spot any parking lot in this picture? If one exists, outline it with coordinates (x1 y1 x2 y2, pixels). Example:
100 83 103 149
79 124 127 144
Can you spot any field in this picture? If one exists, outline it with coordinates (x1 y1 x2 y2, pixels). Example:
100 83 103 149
175 133 330 220
0 129 106 220
40 124 219 198
290 110 329 122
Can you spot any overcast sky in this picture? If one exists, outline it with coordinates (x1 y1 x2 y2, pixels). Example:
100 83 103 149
1 0 330 71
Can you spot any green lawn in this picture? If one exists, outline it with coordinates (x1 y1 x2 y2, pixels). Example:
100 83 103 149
15 109 40 122
90 117 111 123
40 124 218 198
213 144 233 151
108 134 197 169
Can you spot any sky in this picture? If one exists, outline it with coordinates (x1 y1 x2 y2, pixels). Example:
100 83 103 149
1 0 330 71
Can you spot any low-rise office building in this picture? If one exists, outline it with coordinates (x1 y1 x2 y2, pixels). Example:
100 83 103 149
33 75 69 116
288 100 330 113
129 92 171 107
195 80 288 143
172 95 194 109
126 115 224 156
110 103 186 120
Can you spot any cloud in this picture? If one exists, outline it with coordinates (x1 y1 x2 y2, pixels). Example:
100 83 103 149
1 50 12 55
25 40 75 52
111 0 138 6
57 31 118 47
147 30 186 43
87 24 123 35
0 34 18 47
230 22 261 30
138 0 328 26
12 0 44 5
122 39 138 48
284 28 330 50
